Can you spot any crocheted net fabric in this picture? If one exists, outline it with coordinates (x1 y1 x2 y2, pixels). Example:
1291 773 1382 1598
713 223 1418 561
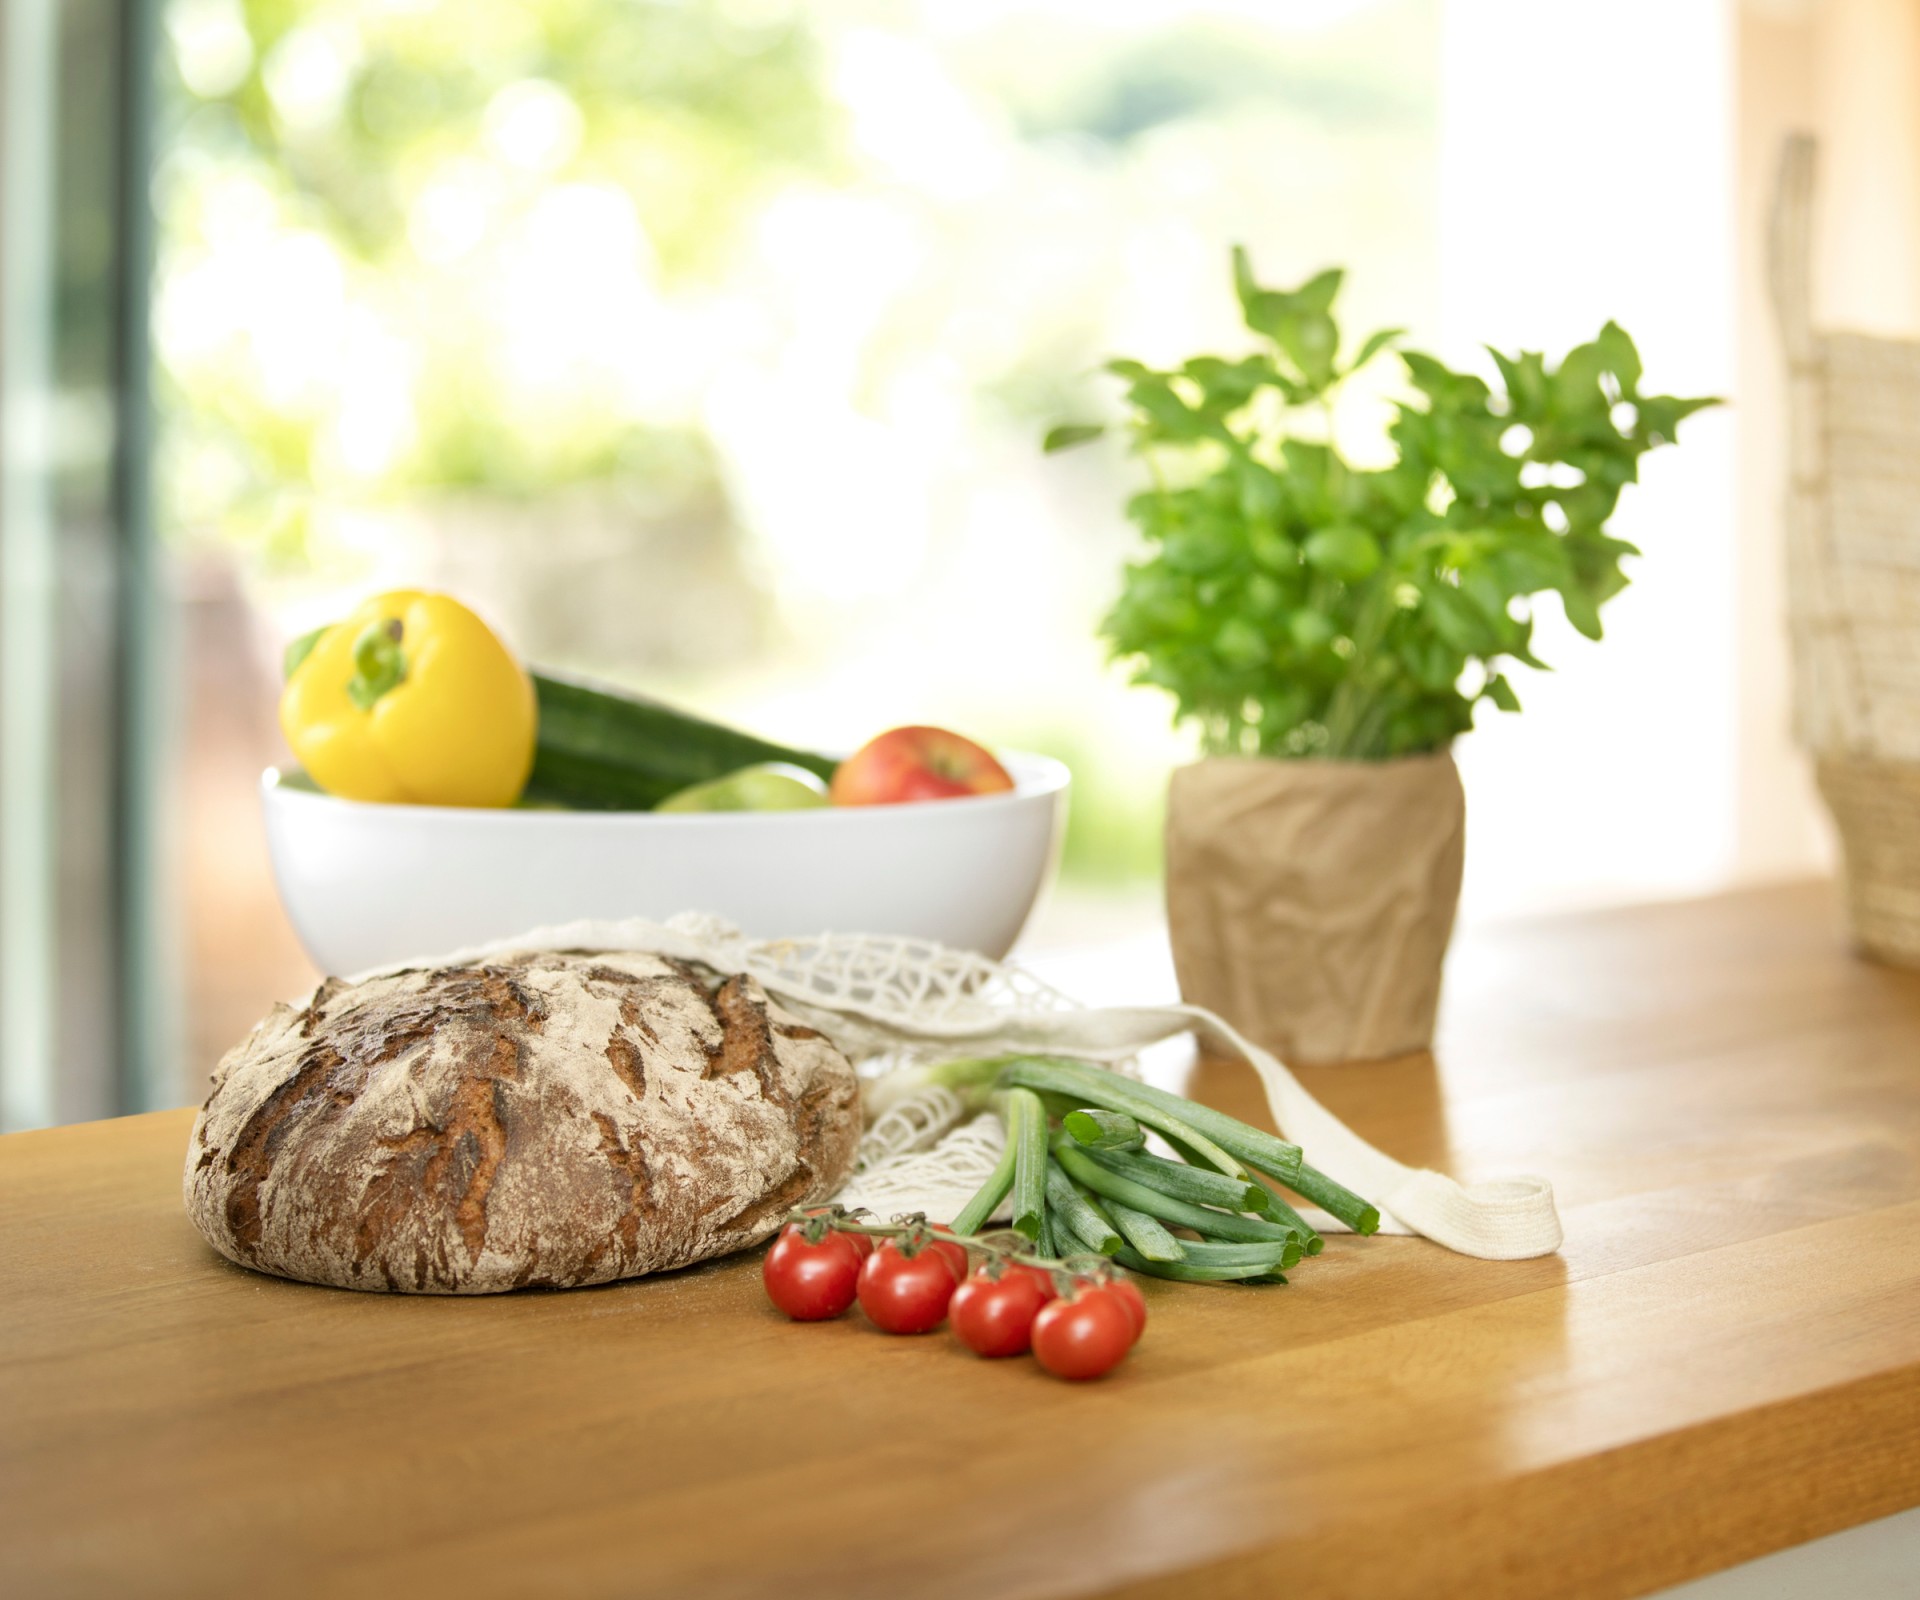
333 913 1562 1260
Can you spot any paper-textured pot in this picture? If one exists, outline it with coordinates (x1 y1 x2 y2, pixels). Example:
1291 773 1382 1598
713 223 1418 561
1165 751 1464 1063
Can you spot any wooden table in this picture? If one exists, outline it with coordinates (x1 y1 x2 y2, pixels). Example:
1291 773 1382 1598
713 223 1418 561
3 882 1918 1599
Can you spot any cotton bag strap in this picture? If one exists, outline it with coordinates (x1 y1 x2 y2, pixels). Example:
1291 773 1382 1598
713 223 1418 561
366 914 1563 1262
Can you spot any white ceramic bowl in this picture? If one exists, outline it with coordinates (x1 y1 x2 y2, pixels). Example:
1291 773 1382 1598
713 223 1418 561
261 752 1069 976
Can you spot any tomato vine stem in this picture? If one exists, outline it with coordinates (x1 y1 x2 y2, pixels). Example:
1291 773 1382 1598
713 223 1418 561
785 1207 1121 1285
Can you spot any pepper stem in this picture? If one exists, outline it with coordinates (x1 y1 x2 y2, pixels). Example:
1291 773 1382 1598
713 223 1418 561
346 618 406 710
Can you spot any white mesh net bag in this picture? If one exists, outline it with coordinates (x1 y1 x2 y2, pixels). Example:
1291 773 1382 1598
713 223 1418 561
393 913 1562 1261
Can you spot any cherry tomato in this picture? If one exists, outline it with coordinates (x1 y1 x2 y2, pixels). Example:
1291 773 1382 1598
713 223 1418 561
762 1226 862 1321
857 1241 958 1334
1032 1289 1135 1380
1003 1261 1060 1304
925 1227 971 1282
1094 1276 1147 1344
950 1269 1049 1359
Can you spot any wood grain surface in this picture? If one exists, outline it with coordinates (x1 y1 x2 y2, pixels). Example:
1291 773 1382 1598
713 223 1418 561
2 882 1918 1599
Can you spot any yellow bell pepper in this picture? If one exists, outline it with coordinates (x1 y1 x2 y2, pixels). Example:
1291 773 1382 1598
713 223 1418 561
280 590 537 807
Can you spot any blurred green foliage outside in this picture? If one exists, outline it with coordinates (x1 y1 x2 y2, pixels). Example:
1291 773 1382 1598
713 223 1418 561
156 0 1439 889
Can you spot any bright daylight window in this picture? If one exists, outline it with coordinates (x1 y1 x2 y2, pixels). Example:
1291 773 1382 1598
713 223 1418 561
1 0 1745 1128
151 0 1442 1088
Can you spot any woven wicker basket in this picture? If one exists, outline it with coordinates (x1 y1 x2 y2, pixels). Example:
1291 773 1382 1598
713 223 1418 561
1774 135 1920 966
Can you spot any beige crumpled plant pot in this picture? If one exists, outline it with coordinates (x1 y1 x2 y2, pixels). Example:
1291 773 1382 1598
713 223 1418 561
1165 751 1465 1064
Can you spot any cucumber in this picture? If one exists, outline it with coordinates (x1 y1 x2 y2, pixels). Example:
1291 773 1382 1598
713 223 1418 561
283 623 832 812
526 672 838 812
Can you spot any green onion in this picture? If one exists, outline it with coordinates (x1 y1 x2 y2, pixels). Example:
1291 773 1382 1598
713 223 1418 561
1032 1089 1092 1121
1052 1190 1121 1267
1251 1184 1323 1251
1052 1137 1295 1245
1178 1237 1303 1271
1005 1087 1049 1241
1062 1108 1145 1152
868 1055 1007 1120
947 1115 1017 1237
1110 1245 1288 1284
1080 1145 1272 1215
1072 1179 1129 1238
1044 1162 1123 1254
999 1056 1302 1182
1104 1198 1186 1262
1051 1207 1104 1258
1158 1126 1225 1172
999 1058 1250 1178
1280 1161 1381 1236
1034 1203 1057 1261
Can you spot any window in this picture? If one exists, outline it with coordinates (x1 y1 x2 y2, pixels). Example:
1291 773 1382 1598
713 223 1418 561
0 1 1805 1127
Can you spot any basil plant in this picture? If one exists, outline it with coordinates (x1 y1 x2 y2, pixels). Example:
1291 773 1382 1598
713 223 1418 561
1047 249 1717 761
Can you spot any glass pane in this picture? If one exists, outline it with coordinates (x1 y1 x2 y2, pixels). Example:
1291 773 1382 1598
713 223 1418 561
152 0 1441 1092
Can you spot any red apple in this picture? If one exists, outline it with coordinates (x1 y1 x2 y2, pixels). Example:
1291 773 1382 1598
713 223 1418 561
829 726 1015 806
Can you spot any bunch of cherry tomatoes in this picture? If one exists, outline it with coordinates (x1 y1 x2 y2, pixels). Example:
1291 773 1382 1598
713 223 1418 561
761 1209 1145 1381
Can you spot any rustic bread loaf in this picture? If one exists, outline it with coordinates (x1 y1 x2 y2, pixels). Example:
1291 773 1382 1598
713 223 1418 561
183 950 860 1293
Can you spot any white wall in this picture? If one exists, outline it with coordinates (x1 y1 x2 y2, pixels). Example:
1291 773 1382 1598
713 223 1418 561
1808 0 1920 335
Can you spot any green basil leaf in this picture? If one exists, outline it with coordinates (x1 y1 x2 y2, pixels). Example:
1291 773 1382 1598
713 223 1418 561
1398 632 1461 691
1595 321 1642 392
1186 355 1277 414
1277 311 1338 389
1635 393 1720 444
1214 618 1269 669
1043 423 1105 453
1489 347 1550 417
1287 609 1337 652
1128 376 1224 444
1346 326 1404 375
1560 586 1604 641
1243 291 1293 345
1303 525 1380 583
1293 267 1344 316
1056 250 1708 761
1552 341 1610 415
1489 536 1572 594
1234 456 1283 521
1231 244 1261 312
1422 584 1499 653
1249 528 1295 570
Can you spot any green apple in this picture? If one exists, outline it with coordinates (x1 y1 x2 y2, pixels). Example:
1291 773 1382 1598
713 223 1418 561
655 762 831 813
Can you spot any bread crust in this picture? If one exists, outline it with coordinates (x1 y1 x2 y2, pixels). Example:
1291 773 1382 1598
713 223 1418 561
183 951 860 1293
